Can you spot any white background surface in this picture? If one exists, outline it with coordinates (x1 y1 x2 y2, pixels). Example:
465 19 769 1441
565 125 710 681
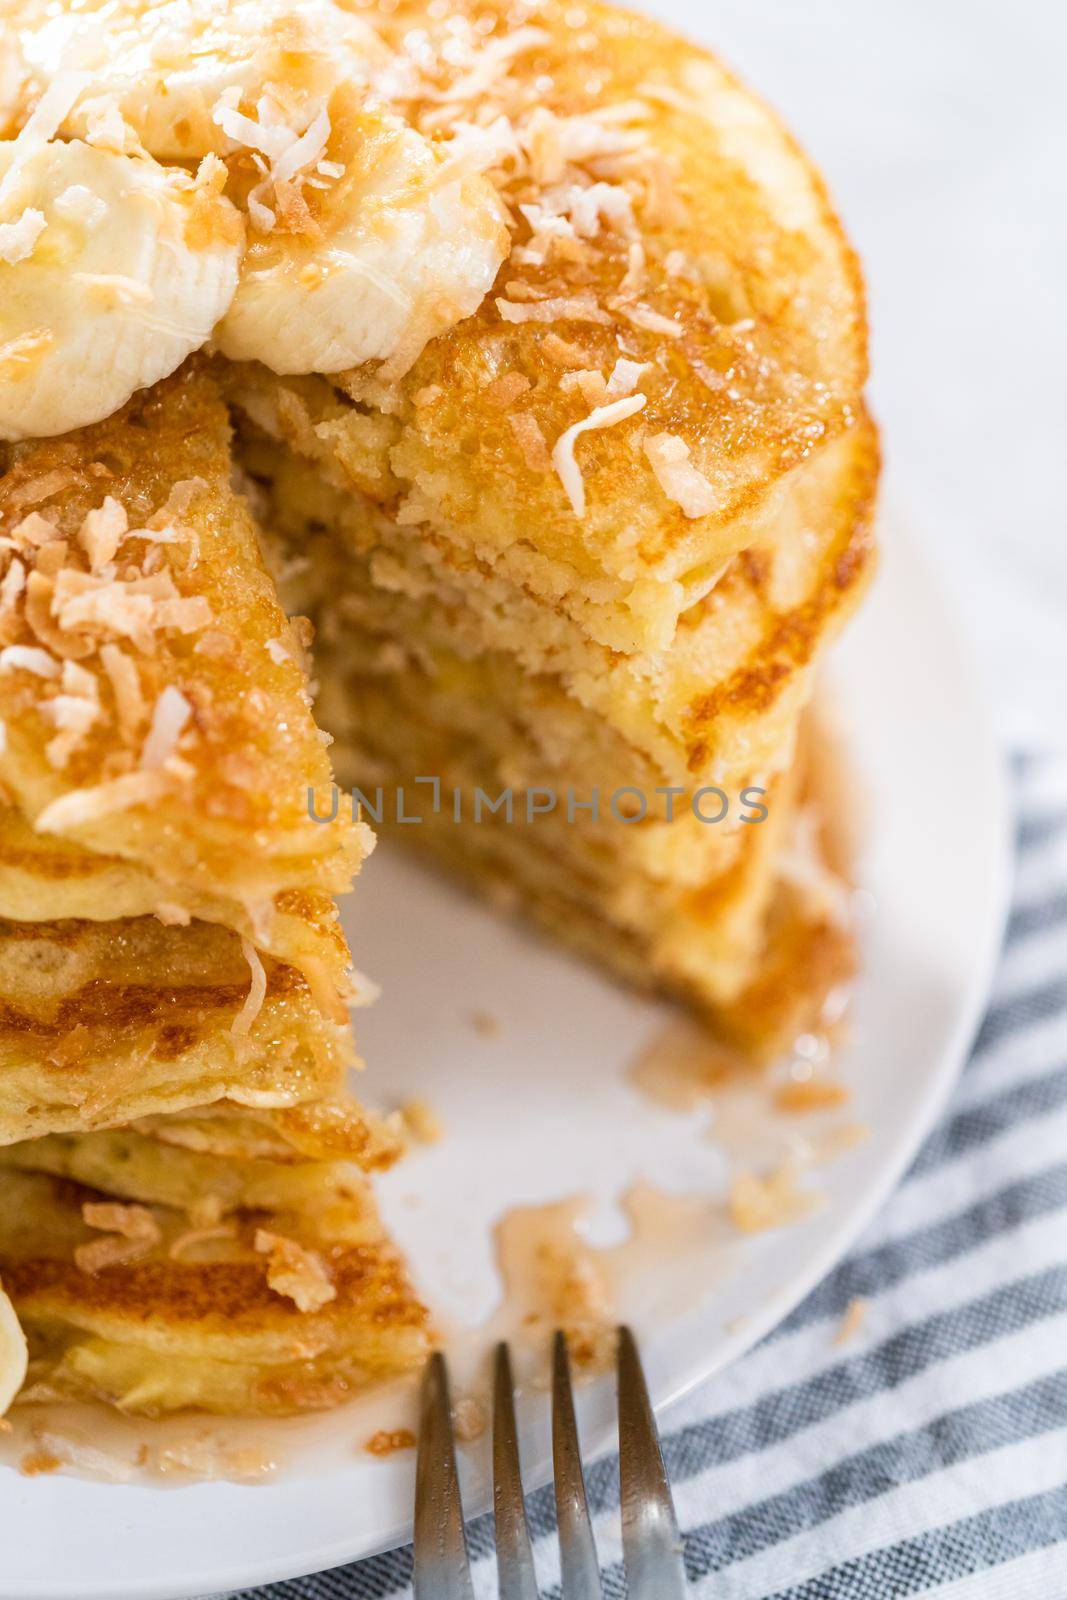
646 0 1067 743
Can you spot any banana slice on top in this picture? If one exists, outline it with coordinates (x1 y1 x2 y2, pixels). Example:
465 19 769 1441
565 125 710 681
214 94 510 378
9 0 389 161
0 1279 27 1418
0 139 243 441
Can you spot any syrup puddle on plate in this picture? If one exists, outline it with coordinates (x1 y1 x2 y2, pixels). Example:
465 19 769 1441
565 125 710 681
0 1001 867 1486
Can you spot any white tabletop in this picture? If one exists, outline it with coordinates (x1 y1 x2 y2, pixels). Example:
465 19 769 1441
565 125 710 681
646 0 1067 745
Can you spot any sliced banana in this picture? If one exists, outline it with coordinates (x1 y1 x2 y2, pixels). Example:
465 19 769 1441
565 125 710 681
215 98 509 377
0 139 243 441
9 0 389 161
0 1279 27 1418
5 0 506 389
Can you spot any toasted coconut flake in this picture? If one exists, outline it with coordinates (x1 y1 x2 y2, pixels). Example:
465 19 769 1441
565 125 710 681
10 510 60 545
44 661 100 768
139 685 192 770
551 393 647 516
99 642 145 742
560 368 607 406
605 357 652 397
775 1076 850 1113
484 371 531 408
729 1164 820 1234
213 95 333 234
150 477 207 526
273 107 331 187
0 207 45 265
0 70 88 210
643 432 719 518
833 1297 867 1347
51 566 212 649
365 1428 416 1457
0 643 59 678
520 106 642 185
435 115 519 185
80 94 142 155
34 768 172 834
507 411 552 472
611 301 681 337
154 900 191 926
689 355 726 393
231 937 267 1047
9 474 73 513
0 559 26 611
75 1202 161 1274
255 1230 336 1312
496 295 612 326
452 1396 488 1441
399 1097 444 1146
78 496 128 572
617 240 646 296
542 332 591 368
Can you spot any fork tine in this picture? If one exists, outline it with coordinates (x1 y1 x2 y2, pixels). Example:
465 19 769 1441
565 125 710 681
413 1351 475 1600
616 1326 688 1599
551 1330 603 1600
493 1343 539 1600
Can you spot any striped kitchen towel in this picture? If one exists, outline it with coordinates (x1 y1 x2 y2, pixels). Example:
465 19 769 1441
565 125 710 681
233 747 1067 1600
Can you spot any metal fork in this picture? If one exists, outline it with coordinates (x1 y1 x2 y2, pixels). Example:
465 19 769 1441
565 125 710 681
413 1327 688 1598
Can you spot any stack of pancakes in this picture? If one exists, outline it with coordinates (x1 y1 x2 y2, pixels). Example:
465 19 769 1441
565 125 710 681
0 372 432 1419
225 0 877 1057
0 0 876 1430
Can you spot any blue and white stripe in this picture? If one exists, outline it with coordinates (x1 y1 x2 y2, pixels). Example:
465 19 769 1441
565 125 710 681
235 749 1067 1600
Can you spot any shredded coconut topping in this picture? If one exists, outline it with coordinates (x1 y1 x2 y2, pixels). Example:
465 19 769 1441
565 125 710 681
231 936 267 1048
78 495 127 572
212 90 333 234
507 411 552 472
0 644 59 678
34 769 172 833
0 486 211 797
552 394 647 516
0 208 45 265
255 1229 336 1312
139 683 192 769
75 1201 162 1274
496 295 612 327
643 432 719 518
605 357 652 397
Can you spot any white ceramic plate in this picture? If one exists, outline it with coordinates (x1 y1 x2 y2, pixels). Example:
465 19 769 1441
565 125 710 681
0 510 1011 1600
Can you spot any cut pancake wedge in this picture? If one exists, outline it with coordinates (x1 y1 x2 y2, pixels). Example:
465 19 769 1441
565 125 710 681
0 364 367 948
0 1102 432 1416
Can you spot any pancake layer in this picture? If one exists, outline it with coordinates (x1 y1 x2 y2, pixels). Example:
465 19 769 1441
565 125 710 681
0 1103 431 1416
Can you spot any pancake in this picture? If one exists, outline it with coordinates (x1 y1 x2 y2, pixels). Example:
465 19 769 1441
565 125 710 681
0 915 356 1145
0 365 367 932
0 1102 432 1416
